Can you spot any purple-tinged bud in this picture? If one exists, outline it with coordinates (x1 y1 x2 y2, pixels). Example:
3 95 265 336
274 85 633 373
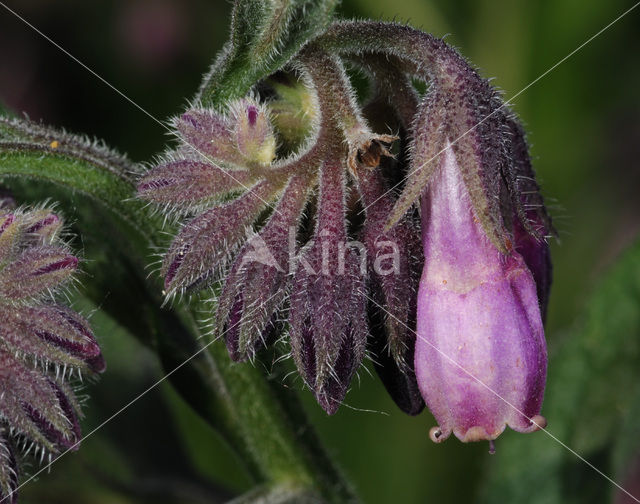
513 218 552 323
0 349 81 452
0 247 78 300
162 179 282 296
289 161 367 415
217 174 311 361
356 167 425 415
45 381 82 451
0 205 101 499
85 353 107 374
137 159 259 212
1 305 103 373
22 210 62 243
415 144 547 443
176 109 244 167
231 98 277 166
0 431 18 504
0 213 14 236
23 380 81 452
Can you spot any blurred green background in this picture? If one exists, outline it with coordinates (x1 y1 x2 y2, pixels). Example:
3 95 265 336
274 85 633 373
1 1 639 503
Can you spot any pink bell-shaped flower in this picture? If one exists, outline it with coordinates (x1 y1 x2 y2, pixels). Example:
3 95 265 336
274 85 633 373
415 143 548 444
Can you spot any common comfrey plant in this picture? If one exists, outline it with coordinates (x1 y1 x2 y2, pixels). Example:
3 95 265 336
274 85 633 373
0 2 561 501
138 19 554 439
0 197 104 503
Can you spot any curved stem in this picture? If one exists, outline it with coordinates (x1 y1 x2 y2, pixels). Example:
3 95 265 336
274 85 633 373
315 20 513 249
315 20 466 84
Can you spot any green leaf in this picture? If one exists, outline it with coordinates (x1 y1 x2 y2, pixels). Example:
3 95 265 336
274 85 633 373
0 117 161 246
479 235 640 504
198 0 338 107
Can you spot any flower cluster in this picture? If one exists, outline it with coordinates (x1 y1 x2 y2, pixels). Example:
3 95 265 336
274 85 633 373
0 197 104 503
138 21 553 443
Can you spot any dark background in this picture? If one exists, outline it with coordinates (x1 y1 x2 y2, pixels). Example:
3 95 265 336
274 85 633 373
1 1 639 503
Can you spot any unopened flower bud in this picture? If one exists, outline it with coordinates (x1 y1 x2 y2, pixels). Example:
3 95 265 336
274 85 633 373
289 161 367 415
268 72 318 151
0 247 78 301
217 175 311 361
176 109 244 168
508 119 554 321
231 98 277 166
161 179 280 296
22 209 63 243
0 205 104 502
356 167 425 415
137 159 258 215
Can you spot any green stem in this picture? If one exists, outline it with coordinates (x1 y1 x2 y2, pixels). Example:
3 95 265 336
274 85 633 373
315 20 459 82
198 0 338 108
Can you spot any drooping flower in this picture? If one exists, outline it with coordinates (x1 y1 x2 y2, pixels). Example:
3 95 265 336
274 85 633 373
0 203 104 503
367 34 555 443
414 143 548 443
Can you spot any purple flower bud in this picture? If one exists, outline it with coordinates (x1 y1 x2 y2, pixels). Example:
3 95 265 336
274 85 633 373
2 305 103 372
507 119 554 321
0 247 78 300
137 159 258 212
143 100 293 300
162 179 280 296
289 161 367 415
415 144 547 443
231 98 277 166
22 210 62 243
0 349 80 452
217 175 311 361
356 167 425 415
513 218 552 323
0 205 103 498
176 109 244 167
0 213 19 263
